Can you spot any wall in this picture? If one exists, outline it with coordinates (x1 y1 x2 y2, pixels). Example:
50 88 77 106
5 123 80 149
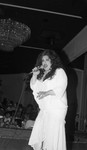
0 73 35 107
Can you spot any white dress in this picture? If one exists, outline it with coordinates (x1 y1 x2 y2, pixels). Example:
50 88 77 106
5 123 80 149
28 68 68 150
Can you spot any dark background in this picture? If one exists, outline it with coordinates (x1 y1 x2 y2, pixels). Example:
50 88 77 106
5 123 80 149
0 1 87 73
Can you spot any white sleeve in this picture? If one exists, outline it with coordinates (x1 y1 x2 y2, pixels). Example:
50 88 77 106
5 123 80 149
30 78 34 91
52 68 68 99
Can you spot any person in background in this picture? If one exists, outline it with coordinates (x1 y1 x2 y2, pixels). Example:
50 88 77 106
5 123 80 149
28 49 68 150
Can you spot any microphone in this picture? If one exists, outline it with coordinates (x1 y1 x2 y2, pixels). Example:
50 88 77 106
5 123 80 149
24 66 44 81
28 66 43 75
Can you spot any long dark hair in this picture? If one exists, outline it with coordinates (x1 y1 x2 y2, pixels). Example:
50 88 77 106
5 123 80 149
35 49 65 80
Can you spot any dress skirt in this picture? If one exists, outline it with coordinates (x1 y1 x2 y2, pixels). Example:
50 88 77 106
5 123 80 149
28 108 67 150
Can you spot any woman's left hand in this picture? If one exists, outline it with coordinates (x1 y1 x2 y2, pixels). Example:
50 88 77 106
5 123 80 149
37 91 47 100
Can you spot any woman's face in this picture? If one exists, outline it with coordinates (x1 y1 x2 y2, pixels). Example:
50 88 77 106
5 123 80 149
42 55 52 71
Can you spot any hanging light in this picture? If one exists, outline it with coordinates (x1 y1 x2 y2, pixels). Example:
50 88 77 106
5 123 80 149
0 18 31 51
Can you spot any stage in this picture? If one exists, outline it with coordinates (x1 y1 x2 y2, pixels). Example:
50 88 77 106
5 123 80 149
0 127 32 150
0 128 87 150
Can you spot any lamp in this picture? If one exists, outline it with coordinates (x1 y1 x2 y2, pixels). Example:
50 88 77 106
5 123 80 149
0 18 31 51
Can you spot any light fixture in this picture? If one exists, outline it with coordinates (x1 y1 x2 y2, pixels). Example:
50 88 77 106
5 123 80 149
0 18 31 51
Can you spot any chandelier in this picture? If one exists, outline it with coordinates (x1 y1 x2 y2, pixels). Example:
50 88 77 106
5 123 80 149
0 18 31 51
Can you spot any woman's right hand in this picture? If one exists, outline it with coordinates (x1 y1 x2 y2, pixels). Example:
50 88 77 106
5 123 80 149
30 67 40 86
32 67 40 76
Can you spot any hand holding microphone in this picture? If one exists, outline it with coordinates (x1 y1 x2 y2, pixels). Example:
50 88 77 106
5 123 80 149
32 66 40 76
31 66 44 76
29 66 43 85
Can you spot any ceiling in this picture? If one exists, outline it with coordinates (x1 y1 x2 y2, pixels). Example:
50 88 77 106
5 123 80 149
0 0 87 73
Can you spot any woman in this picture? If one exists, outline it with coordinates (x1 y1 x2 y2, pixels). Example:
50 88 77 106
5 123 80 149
28 50 68 150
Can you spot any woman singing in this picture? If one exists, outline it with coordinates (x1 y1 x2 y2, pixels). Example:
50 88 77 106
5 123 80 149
28 49 68 150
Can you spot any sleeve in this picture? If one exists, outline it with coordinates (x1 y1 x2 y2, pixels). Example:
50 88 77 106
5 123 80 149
52 68 68 99
30 78 34 90
30 79 37 100
30 77 37 91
